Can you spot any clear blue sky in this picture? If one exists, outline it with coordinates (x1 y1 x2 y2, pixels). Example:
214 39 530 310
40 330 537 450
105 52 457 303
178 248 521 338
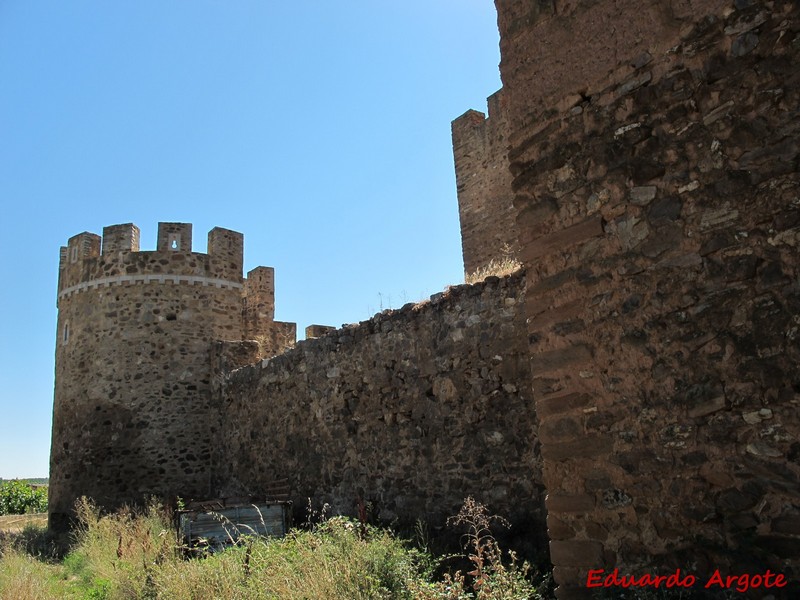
0 2 501 479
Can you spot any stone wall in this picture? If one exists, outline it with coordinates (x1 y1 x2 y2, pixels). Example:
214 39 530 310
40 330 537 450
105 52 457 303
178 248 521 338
496 0 730 140
493 0 800 596
452 89 518 276
50 223 296 531
51 223 545 553
215 272 547 550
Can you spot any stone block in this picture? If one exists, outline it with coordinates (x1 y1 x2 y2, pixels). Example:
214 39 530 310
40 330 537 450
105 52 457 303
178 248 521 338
548 515 576 539
547 494 595 513
520 216 605 261
530 344 593 374
630 186 657 205
541 435 614 461
617 71 652 97
528 299 584 332
688 395 726 418
746 442 783 458
550 540 605 567
536 392 592 419
539 414 585 445
771 516 800 535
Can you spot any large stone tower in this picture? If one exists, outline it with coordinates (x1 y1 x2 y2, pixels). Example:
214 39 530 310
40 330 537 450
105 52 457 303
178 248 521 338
50 222 295 531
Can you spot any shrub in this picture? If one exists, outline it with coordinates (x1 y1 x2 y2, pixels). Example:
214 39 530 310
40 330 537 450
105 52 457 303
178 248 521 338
0 481 47 516
155 515 434 600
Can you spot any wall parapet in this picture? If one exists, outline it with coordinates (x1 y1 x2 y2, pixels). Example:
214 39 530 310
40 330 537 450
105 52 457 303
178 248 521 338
228 272 523 383
57 222 246 295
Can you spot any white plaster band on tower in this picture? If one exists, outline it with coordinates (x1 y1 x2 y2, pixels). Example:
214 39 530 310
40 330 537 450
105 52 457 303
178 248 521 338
57 274 244 301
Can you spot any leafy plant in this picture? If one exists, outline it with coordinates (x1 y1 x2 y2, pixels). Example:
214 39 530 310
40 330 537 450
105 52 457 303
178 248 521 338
412 497 541 600
0 481 47 515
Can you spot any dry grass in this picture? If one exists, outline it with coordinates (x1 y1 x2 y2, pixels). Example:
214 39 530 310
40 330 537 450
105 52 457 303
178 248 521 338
0 500 546 600
0 549 63 600
0 514 47 534
0 518 64 600
1 503 434 600
465 255 523 285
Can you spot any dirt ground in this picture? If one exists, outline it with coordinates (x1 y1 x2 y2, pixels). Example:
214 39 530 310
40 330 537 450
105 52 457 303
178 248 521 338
0 513 47 533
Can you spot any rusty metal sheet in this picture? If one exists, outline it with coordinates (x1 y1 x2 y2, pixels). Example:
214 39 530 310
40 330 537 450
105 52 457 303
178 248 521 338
178 501 290 548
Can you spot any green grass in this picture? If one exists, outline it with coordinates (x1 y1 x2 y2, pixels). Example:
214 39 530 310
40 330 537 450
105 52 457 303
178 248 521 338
0 499 547 600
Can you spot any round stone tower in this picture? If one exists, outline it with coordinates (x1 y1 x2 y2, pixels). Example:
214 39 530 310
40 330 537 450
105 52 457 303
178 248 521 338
49 222 295 531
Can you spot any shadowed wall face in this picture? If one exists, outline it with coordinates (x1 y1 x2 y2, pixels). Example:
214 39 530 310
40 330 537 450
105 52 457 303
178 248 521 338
494 0 800 595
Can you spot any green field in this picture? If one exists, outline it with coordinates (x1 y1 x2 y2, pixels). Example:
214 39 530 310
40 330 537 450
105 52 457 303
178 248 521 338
0 479 48 486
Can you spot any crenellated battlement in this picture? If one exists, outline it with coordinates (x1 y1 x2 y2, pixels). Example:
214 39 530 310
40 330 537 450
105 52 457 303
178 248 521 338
57 222 246 299
62 231 102 265
156 222 192 252
244 266 275 320
102 223 140 254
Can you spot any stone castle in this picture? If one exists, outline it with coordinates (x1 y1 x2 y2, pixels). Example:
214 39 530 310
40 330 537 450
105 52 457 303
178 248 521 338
51 1 799 597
